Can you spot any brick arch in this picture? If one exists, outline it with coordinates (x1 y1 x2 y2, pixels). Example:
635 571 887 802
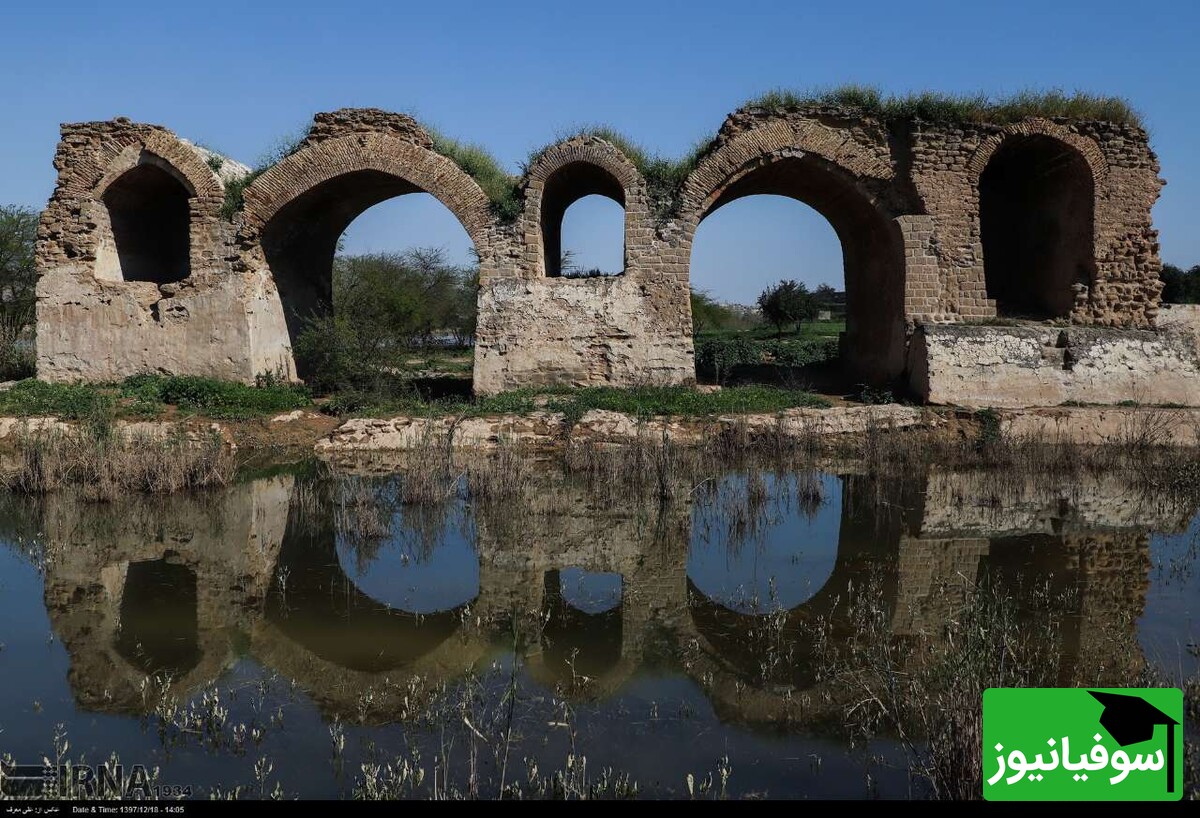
680 125 908 385
522 137 649 278
91 130 223 206
680 117 894 225
971 122 1103 319
966 118 1108 182
241 133 494 246
87 131 226 285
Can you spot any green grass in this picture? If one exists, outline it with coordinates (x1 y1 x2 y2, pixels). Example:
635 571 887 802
0 380 120 420
0 377 312 421
546 385 830 418
121 375 311 419
696 320 845 341
428 129 522 222
743 85 1141 126
220 130 309 220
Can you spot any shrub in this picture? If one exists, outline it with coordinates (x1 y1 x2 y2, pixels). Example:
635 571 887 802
695 337 838 383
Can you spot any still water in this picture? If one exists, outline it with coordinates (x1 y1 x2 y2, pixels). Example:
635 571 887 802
0 464 1195 799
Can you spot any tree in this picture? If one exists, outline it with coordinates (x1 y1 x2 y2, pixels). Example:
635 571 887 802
757 279 818 335
1161 262 1200 304
690 289 735 334
814 283 838 306
0 205 39 379
294 248 479 394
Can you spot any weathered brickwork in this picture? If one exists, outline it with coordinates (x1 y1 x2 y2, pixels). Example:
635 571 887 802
36 104 1173 404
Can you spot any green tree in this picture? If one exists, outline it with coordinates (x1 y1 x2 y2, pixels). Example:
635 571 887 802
1161 262 1200 304
0 205 39 379
690 289 735 335
757 279 818 335
294 248 478 394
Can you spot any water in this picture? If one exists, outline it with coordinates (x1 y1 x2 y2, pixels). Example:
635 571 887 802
0 464 1195 799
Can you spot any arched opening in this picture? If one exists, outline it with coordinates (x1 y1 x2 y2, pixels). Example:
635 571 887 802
980 135 1096 319
114 559 201 676
261 170 478 394
541 162 626 277
691 154 906 390
97 162 191 284
690 195 846 389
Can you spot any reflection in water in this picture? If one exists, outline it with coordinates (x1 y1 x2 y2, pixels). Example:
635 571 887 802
114 558 201 677
688 473 841 613
542 569 623 679
3 462 1191 797
557 567 623 615
266 502 476 673
335 514 480 615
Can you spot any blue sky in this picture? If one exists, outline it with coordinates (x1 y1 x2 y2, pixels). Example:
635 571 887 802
3 0 1197 303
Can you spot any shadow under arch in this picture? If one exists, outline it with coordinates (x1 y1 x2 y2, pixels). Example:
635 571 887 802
694 153 907 386
980 134 1096 319
264 507 476 674
96 160 192 284
114 558 202 677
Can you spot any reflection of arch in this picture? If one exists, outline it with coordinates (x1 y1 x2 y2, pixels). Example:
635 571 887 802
523 138 647 278
242 134 491 354
539 569 623 679
978 133 1097 318
684 475 907 700
264 507 474 673
681 123 906 384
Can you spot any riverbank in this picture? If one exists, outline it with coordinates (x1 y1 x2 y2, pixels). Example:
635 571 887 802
0 402 1198 458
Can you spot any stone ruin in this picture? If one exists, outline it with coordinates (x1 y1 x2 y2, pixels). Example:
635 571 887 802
33 103 1200 407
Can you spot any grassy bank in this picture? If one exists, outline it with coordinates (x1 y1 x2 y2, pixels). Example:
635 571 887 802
0 377 830 422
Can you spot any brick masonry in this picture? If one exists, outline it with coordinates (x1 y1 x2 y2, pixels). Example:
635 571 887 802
35 105 1180 405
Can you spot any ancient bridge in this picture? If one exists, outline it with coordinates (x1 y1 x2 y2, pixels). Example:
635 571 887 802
34 104 1200 406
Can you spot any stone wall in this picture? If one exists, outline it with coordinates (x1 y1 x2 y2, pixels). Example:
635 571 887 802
909 308 1200 408
36 104 1169 403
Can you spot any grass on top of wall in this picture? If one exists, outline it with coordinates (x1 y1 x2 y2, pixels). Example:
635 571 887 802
525 125 716 221
742 85 1142 126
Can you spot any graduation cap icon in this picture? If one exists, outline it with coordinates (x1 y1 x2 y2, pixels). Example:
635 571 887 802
1089 691 1179 793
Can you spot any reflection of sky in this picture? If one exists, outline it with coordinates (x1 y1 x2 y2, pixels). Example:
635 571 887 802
335 512 480 615
688 474 841 614
1141 511 1200 676
559 568 623 614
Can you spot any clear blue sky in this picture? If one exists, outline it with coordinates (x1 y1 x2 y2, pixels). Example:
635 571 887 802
4 0 1197 303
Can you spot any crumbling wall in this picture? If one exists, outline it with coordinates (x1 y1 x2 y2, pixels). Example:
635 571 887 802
909 319 1200 408
36 105 1170 403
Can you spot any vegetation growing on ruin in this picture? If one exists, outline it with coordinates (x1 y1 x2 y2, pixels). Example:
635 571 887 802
219 130 309 220
426 129 523 222
526 126 715 222
743 85 1142 126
